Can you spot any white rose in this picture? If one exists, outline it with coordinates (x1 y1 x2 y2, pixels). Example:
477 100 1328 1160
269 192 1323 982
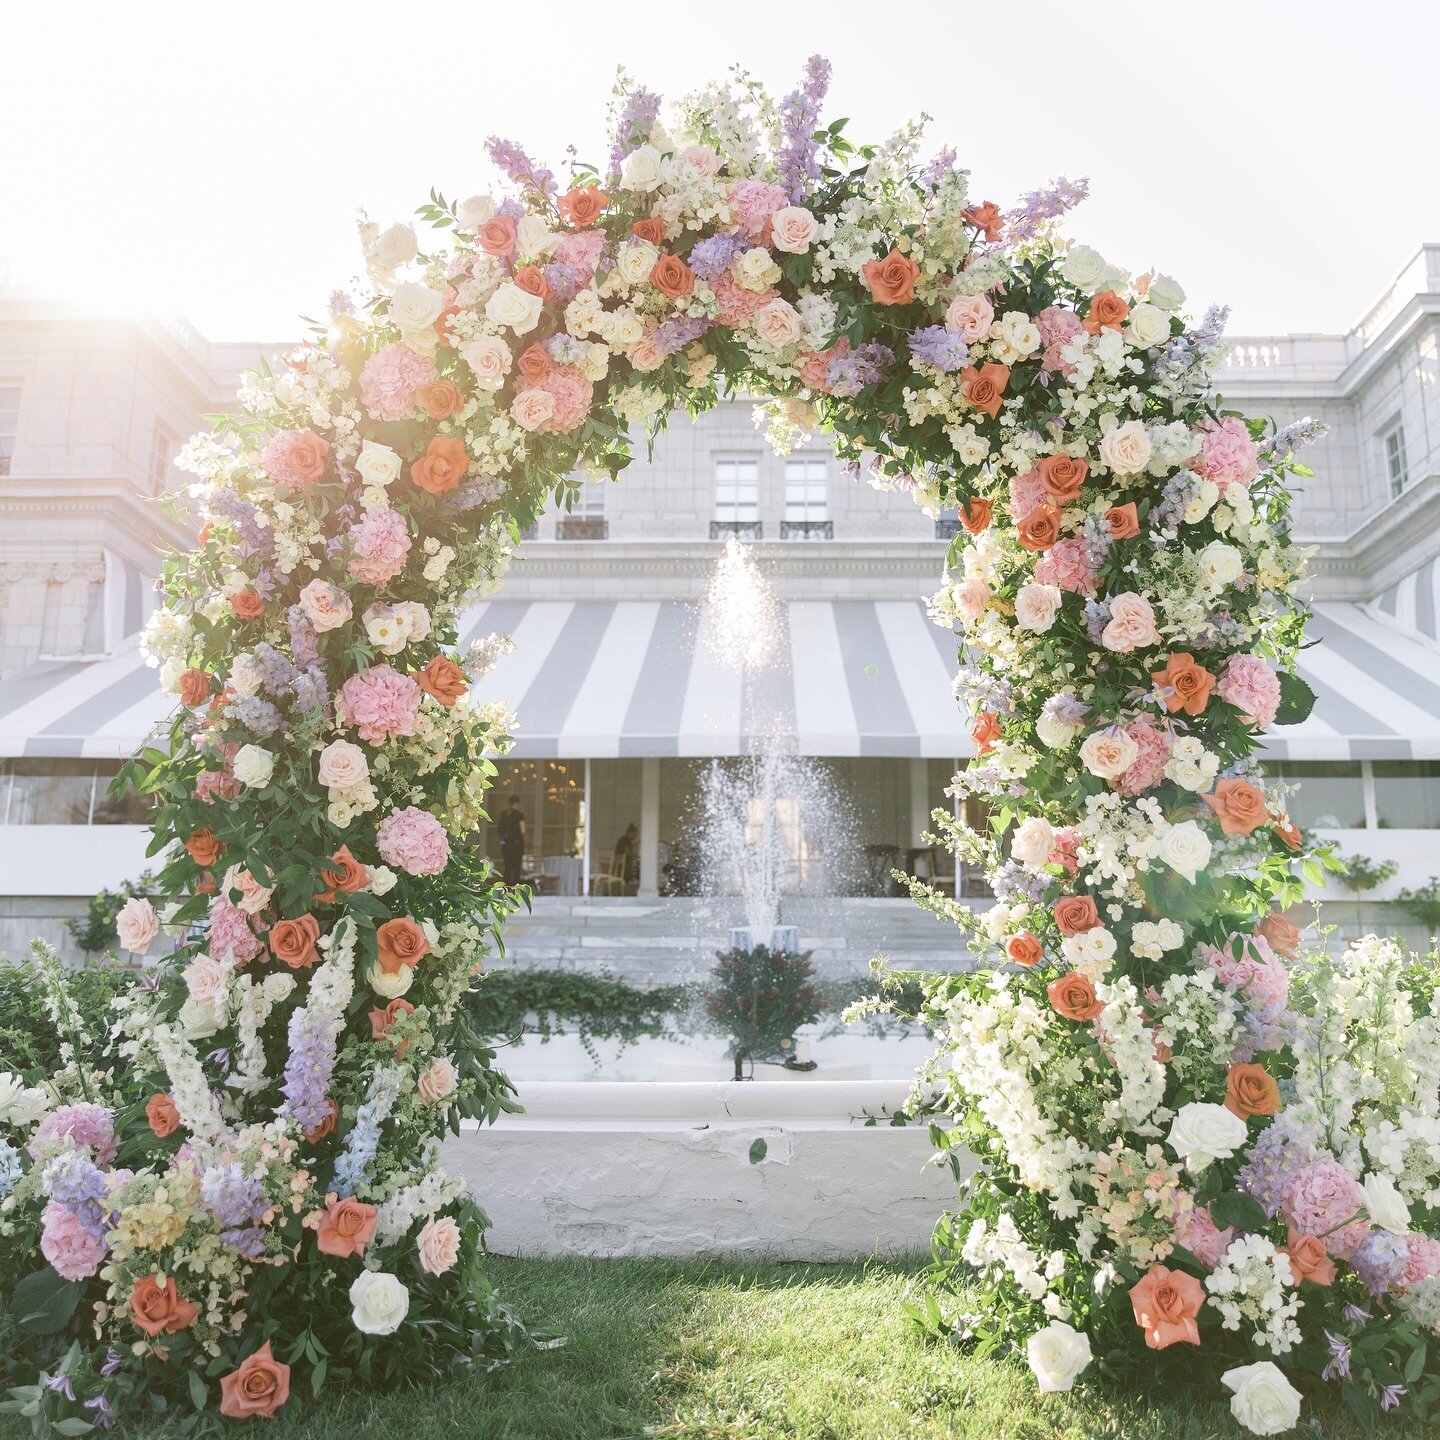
485 282 544 335
614 239 660 288
317 739 369 792
349 1271 410 1336
1098 419 1153 475
116 896 161 955
456 194 495 232
418 1056 459 1104
515 214 557 257
1125 302 1171 349
1147 273 1186 312
372 223 417 271
1197 541 1243 588
1080 730 1139 780
732 246 781 291
1167 1101 1247 1172
1221 1362 1302 1437
159 658 184 695
229 654 263 697
1184 480 1220 524
619 144 664 192
996 312 1042 358
0 1072 51 1127
232 744 274 789
1361 1172 1412 1234
368 865 397 896
1014 583 1062 633
178 996 221 1040
1157 820 1212 883
1061 245 1108 293
1011 817 1055 872
1026 1321 1092 1393
1036 712 1081 749
770 206 818 254
389 282 444 334
461 334 514 391
753 298 804 350
354 440 401 489
368 962 414 999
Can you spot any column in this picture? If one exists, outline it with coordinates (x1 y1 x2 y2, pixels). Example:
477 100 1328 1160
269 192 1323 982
639 757 660 897
908 757 931 848
581 757 592 898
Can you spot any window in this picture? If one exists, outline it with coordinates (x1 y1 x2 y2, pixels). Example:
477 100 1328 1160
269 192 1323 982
712 458 762 539
557 481 608 540
0 384 20 477
1382 420 1408 499
1372 761 1440 829
0 761 149 826
1269 762 1366 830
782 458 831 539
150 422 177 494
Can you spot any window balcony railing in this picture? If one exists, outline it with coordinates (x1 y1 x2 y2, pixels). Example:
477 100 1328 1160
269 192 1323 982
710 520 764 541
556 517 608 541
934 517 963 540
780 519 833 541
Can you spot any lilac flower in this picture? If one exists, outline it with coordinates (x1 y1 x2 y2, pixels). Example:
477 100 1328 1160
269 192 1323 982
907 325 969 373
280 1004 342 1134
1079 513 1113 571
1005 177 1089 243
250 642 299 699
485 136 556 199
827 342 893 397
84 1396 116 1430
328 290 354 319
220 1226 267 1259
953 665 1013 715
1322 1331 1352 1383
1381 1385 1407 1412
288 605 320 669
689 233 743 279
991 860 1050 905
606 85 662 186
920 147 957 197
448 477 507 511
1351 1230 1410 1297
209 493 274 561
775 55 831 202
100 1349 124 1378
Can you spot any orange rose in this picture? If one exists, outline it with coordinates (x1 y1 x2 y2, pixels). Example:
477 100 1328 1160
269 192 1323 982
230 589 266 620
411 435 469 496
861 247 920 306
1257 911 1301 958
376 917 431 973
179 668 212 707
1128 1265 1204 1350
433 300 460 346
1105 502 1140 540
1274 815 1303 852
516 343 552 384
270 913 321 969
962 201 1003 241
558 185 609 229
1047 971 1103 1022
1225 1062 1282 1119
476 215 517 257
185 826 224 867
146 1093 180 1138
1204 777 1270 837
370 997 416 1054
1053 894 1100 936
1038 454 1089 505
960 497 992 534
1083 290 1131 335
1006 933 1043 967
195 871 217 895
315 845 369 904
1016 503 1061 553
414 655 468 707
417 381 463 420
971 711 1003 755
303 1098 339 1144
631 216 667 245
650 253 696 299
314 1195 378 1258
1151 653 1216 716
219 1342 291 1421
1281 1228 1337 1286
514 264 549 299
129 1275 199 1337
959 362 1010 418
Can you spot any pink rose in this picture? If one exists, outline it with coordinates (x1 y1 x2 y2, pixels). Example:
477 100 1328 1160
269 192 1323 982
461 335 513 392
510 388 557 432
678 144 723 178
40 1202 106 1281
1101 593 1159 653
260 429 330 488
183 955 229 1007
221 865 273 916
297 579 352 633
418 1056 459 1104
115 897 160 955
770 206 817 254
956 576 990 621
417 1214 461 1275
627 335 667 373
317 739 370 791
1283 1161 1368 1259
376 806 451 877
944 293 995 342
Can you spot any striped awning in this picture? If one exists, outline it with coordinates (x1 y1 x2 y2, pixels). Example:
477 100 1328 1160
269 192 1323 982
2 600 1438 763
1374 558 1440 645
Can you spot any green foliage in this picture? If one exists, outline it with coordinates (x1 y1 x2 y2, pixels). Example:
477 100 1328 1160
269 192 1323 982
1334 850 1400 893
1398 876 1440 932
0 956 129 1078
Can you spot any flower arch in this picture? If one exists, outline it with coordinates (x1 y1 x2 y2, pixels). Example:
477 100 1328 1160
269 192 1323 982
8 58 1425 1437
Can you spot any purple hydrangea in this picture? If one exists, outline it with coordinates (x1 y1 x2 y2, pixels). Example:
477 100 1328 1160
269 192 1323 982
1237 1118 1320 1218
541 262 584 304
907 325 969 373
689 233 744 279
653 315 712 358
827 342 893 397
223 694 282 739
42 1151 112 1240
1351 1230 1411 1297
201 1164 268 1230
209 493 274 562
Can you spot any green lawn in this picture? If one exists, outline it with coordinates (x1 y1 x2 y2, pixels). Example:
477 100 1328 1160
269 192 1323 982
7 1257 1431 1438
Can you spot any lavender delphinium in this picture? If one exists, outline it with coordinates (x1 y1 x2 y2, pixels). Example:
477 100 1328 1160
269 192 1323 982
1005 176 1089 242
1083 599 1112 645
223 695 283 739
775 55 831 202
606 83 662 185
907 325 969 373
1236 1115 1319 1217
1078 512 1113 571
953 664 1013 715
653 315 711 358
291 665 330 716
279 1004 342 1135
919 146 957 196
484 136 556 200
331 1068 403 1198
209 493 274 563
1262 415 1329 463
287 604 320 669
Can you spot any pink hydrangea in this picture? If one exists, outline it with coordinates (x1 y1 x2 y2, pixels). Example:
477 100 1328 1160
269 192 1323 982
1034 537 1097 596
1403 1234 1440 1288
554 230 606 280
195 770 243 804
259 428 330 488
40 1202 106 1281
727 180 790 242
30 1104 117 1167
1191 416 1260 493
1115 715 1171 795
359 343 436 422
1282 1161 1369 1259
1219 655 1281 729
348 509 412 587
1036 305 1083 374
1204 933 1290 1018
208 896 263 966
1174 1202 1235 1268
1008 468 1049 522
336 664 422 745
376 805 451 876
710 273 775 329
538 366 594 433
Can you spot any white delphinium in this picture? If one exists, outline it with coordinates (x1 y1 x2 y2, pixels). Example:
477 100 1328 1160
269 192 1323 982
1097 978 1168 1129
152 1022 224 1141
961 1214 1050 1303
372 1162 469 1249
1205 1235 1303 1356
227 972 297 1095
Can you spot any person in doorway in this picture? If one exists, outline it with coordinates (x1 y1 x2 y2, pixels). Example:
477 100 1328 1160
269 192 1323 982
612 822 639 893
497 794 526 887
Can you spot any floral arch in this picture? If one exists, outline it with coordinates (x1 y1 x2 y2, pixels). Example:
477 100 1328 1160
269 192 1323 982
3 57 1431 1438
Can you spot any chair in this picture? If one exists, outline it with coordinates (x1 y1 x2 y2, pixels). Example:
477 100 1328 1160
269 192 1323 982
588 860 626 896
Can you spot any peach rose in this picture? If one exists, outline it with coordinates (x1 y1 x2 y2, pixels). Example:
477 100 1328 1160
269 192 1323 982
185 827 225 868
146 1092 180 1138
116 896 160 954
650 253 695 299
417 380 463 420
179 668 212 707
1016 503 1061 553
861 247 920 306
770 206 818 254
369 997 416 1055
753 298 804 349
1100 593 1159 653
317 738 369 792
516 343 551 384
130 1274 199 1337
1225 1062 1282 1119
417 1214 462 1275
315 845 368 903
955 575 990 621
1038 454 1088 505
1006 933 1043 967
1128 1265 1204 1349
411 435 468 496
960 497 992 533
1274 815 1303 853
1152 653 1216 716
414 655 468 707
303 1098 339 1144
962 201 1003 241
183 955 229 1007
462 334 513 391
510 388 557 432
1204 778 1269 837
1256 912 1301 959
959 362 1010 419
558 185 609 229
1281 1228 1337 1286
230 589 266 620
376 917 431 973
418 1056 459 1103
270 913 321 970
219 1342 291 1421
944 293 994 342
222 865 273 916
630 216 667 245
315 1195 378 1258
514 263 549 298
297 578 352 633
1083 290 1131 335
1105 502 1140 540
1053 894 1100 936
1047 971 1103 1022
476 215 517 257
971 711 1003 755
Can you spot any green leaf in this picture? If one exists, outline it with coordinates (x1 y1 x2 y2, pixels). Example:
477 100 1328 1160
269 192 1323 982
748 1137 768 1165
1275 671 1317 726
188 1369 207 1410
11 1268 83 1335
52 1421 95 1436
1406 1341 1428 1383
1209 1191 1268 1233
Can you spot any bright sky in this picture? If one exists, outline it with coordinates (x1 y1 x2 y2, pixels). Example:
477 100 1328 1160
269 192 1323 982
3 1 1435 343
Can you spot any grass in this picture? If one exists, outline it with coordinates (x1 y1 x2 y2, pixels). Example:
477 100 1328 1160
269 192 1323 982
6 1257 1431 1439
